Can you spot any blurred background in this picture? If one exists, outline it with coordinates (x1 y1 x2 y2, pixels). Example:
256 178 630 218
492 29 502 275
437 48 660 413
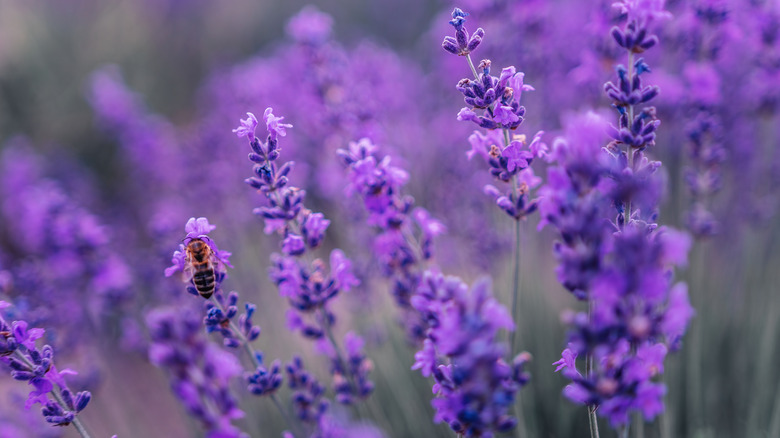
0 0 778 437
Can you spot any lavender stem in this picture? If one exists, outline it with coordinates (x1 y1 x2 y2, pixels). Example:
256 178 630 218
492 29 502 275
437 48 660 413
589 406 600 438
587 301 601 438
466 54 479 81
509 216 521 355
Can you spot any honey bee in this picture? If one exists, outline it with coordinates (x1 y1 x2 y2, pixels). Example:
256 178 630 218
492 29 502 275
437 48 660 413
185 238 216 299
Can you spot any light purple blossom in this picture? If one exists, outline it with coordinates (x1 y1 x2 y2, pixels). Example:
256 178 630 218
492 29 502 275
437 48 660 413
263 107 293 140
232 112 258 141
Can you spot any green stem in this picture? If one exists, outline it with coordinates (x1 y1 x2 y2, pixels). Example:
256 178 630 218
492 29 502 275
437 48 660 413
589 406 601 438
466 54 480 80
270 393 302 438
509 217 521 356
634 412 644 438
620 424 630 438
587 301 601 438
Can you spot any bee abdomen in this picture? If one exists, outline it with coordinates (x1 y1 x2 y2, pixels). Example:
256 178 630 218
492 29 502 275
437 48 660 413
192 269 215 299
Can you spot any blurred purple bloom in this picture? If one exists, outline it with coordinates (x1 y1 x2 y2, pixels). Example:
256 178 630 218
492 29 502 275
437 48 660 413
263 108 293 141
232 112 258 142
286 6 333 44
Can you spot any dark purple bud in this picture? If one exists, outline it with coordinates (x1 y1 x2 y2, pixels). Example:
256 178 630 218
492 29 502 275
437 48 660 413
248 153 265 163
442 37 460 55
248 326 261 341
639 35 658 50
611 26 625 47
74 391 91 412
456 28 468 50
641 86 659 103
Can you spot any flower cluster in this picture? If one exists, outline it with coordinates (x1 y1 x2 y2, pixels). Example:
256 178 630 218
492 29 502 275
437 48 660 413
442 8 484 56
329 332 374 405
203 293 262 349
539 112 615 300
237 108 369 405
245 353 283 397
286 356 329 425
603 0 669 228
337 138 445 343
0 145 134 349
543 1 696 430
443 8 546 222
676 1 730 237
338 133 532 436
147 306 247 438
0 301 92 430
553 227 694 426
410 273 530 437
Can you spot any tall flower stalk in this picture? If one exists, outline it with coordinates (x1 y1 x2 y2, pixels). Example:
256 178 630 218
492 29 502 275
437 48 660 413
339 139 530 437
0 301 96 438
442 7 546 357
164 217 302 436
543 2 695 436
235 109 373 408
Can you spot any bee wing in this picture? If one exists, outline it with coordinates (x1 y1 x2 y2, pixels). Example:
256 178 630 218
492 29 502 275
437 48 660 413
182 264 195 282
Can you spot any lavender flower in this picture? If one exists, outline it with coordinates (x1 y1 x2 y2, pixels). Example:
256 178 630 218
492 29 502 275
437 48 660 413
443 9 547 223
442 8 485 56
147 307 247 438
0 301 93 435
337 138 444 343
326 332 374 405
245 353 283 397
286 356 329 424
339 139 530 435
604 0 668 228
0 144 134 357
165 217 288 422
238 108 370 405
543 1 695 430
539 112 615 300
410 273 530 437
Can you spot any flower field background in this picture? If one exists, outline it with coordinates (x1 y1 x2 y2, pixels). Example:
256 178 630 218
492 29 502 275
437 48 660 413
0 1 778 437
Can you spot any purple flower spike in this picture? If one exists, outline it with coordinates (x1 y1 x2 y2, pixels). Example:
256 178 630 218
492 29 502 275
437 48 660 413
542 0 693 428
411 273 530 436
0 302 93 432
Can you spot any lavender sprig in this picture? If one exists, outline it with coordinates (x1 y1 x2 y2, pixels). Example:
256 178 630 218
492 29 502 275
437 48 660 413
0 301 94 438
411 272 530 437
443 7 547 363
236 108 371 407
604 0 670 228
339 141 530 437
337 138 444 344
164 218 302 436
147 307 247 438
679 1 729 238
542 2 696 434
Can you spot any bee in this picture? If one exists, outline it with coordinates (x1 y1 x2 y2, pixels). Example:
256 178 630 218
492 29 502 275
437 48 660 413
185 238 216 299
